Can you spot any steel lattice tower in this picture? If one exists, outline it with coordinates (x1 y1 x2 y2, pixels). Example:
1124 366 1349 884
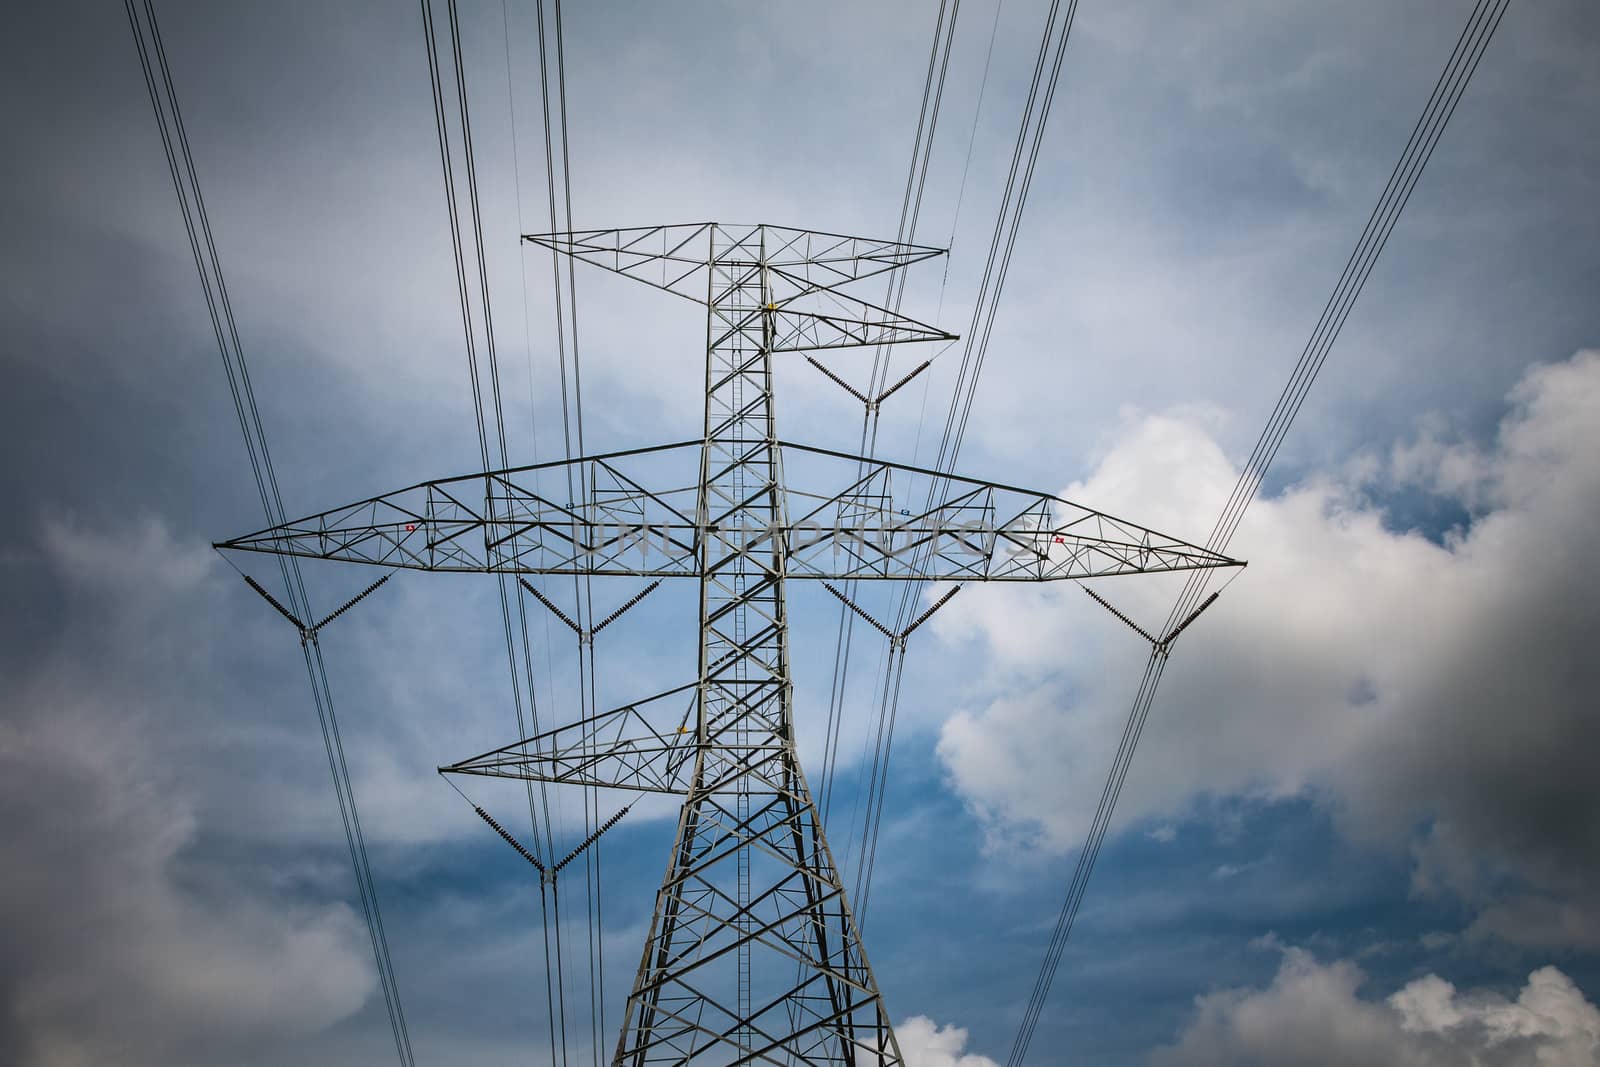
219 222 1242 1065
619 225 905 1064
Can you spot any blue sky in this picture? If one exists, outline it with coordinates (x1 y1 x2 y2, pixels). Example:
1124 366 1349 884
3 1 1600 1065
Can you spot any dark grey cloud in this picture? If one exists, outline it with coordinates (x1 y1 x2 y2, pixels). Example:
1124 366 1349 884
0 517 376 1064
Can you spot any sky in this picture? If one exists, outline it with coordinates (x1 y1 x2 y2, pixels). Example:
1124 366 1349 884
3 1 1599 1065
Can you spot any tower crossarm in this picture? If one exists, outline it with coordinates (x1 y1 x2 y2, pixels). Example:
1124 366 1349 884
760 267 956 352
214 439 1243 582
522 223 716 303
443 683 701 795
526 222 957 355
774 441 1244 581
522 223 947 304
213 440 706 577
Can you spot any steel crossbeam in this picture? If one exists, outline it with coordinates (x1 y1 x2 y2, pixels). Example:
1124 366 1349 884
216 442 1239 583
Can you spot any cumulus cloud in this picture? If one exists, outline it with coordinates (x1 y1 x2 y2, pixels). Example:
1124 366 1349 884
1152 944 1600 1066
894 1016 1001 1067
933 350 1600 931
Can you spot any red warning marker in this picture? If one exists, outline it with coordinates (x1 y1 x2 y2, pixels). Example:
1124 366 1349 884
404 523 416 532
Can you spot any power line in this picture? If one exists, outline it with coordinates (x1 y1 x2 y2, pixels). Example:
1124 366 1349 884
1004 3 1513 1062
417 2 568 1062
927 0 1083 489
818 0 961 833
494 2 571 1059
541 2 610 1054
850 0 1087 923
841 14 1013 870
525 0 604 1057
939 0 1007 318
489 1 609 1058
124 3 416 1063
813 1 979 938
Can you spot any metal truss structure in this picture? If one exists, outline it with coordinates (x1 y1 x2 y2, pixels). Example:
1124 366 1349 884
219 222 1242 1065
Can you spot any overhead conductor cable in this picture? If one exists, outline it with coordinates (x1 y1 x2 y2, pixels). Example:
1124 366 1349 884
1006 4 1512 1063
127 1 415 1062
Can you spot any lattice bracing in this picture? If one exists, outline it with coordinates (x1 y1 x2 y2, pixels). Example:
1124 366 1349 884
527 223 957 353
777 442 1238 580
611 759 897 1065
446 684 700 795
522 223 946 303
217 441 704 576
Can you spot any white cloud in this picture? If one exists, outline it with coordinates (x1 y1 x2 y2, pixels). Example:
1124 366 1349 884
1152 945 1600 1067
893 1016 1001 1067
932 350 1600 925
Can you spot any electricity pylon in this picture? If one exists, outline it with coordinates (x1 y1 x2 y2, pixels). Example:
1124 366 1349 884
219 222 1242 1065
